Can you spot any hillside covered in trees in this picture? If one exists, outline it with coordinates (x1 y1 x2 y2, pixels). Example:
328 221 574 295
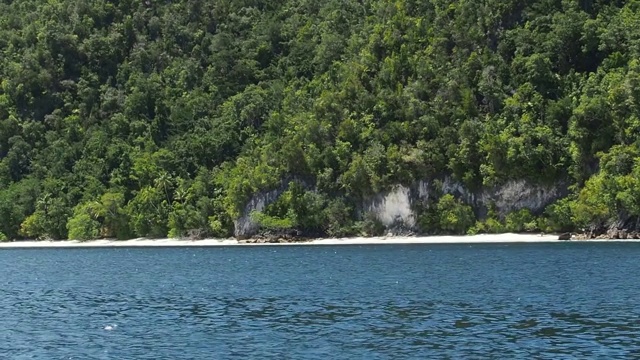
1 0 639 241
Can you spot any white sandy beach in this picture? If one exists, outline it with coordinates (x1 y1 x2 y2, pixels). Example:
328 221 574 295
0 233 629 248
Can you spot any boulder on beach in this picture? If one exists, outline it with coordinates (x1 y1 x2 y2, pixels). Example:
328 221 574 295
558 232 572 240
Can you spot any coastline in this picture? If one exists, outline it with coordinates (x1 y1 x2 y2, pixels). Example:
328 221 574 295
0 233 637 249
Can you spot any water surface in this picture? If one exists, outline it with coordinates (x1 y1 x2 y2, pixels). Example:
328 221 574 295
1 243 639 358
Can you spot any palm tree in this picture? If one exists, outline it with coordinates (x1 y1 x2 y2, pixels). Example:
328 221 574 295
154 172 173 204
37 193 52 215
174 187 191 205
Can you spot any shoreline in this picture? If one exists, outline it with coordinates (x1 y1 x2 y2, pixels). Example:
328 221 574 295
0 233 638 249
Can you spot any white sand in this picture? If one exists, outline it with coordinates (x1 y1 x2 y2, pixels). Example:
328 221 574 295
0 233 627 248
307 233 563 245
0 238 239 248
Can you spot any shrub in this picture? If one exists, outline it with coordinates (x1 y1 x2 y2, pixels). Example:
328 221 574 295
504 208 537 232
208 215 231 238
468 218 506 235
542 197 575 232
0 232 7 242
357 212 386 236
437 194 475 234
416 202 439 234
321 198 354 237
67 212 100 241
250 211 295 230
20 213 47 239
570 173 614 228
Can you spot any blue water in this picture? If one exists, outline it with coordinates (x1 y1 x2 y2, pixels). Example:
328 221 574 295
1 243 640 359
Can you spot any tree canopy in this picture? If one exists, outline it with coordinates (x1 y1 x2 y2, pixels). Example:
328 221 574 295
1 0 639 240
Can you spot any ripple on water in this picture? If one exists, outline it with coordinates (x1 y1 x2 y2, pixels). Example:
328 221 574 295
0 243 640 358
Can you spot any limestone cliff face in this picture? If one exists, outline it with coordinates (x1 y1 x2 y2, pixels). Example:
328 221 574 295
233 177 567 238
482 180 565 217
364 178 566 231
362 186 415 230
234 185 289 239
234 178 311 239
437 178 566 218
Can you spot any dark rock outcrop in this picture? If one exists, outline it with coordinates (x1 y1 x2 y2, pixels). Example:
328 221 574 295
558 232 572 240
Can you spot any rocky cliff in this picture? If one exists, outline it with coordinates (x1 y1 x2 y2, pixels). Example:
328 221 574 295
234 178 567 238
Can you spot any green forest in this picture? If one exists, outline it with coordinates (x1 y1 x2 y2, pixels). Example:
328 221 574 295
1 0 639 241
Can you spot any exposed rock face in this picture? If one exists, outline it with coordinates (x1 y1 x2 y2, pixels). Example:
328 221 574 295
489 180 564 217
362 185 415 230
433 178 565 218
234 185 288 239
233 176 567 238
361 178 565 233
574 227 640 240
234 178 312 239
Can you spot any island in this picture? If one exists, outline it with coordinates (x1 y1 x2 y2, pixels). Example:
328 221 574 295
1 0 639 244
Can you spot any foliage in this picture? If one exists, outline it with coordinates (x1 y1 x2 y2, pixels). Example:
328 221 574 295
504 209 538 233
250 211 295 231
436 194 475 235
541 198 575 233
1 0 640 239
357 212 386 237
468 203 505 234
569 144 640 230
67 203 101 241
320 198 355 237
248 182 344 235
468 218 505 235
